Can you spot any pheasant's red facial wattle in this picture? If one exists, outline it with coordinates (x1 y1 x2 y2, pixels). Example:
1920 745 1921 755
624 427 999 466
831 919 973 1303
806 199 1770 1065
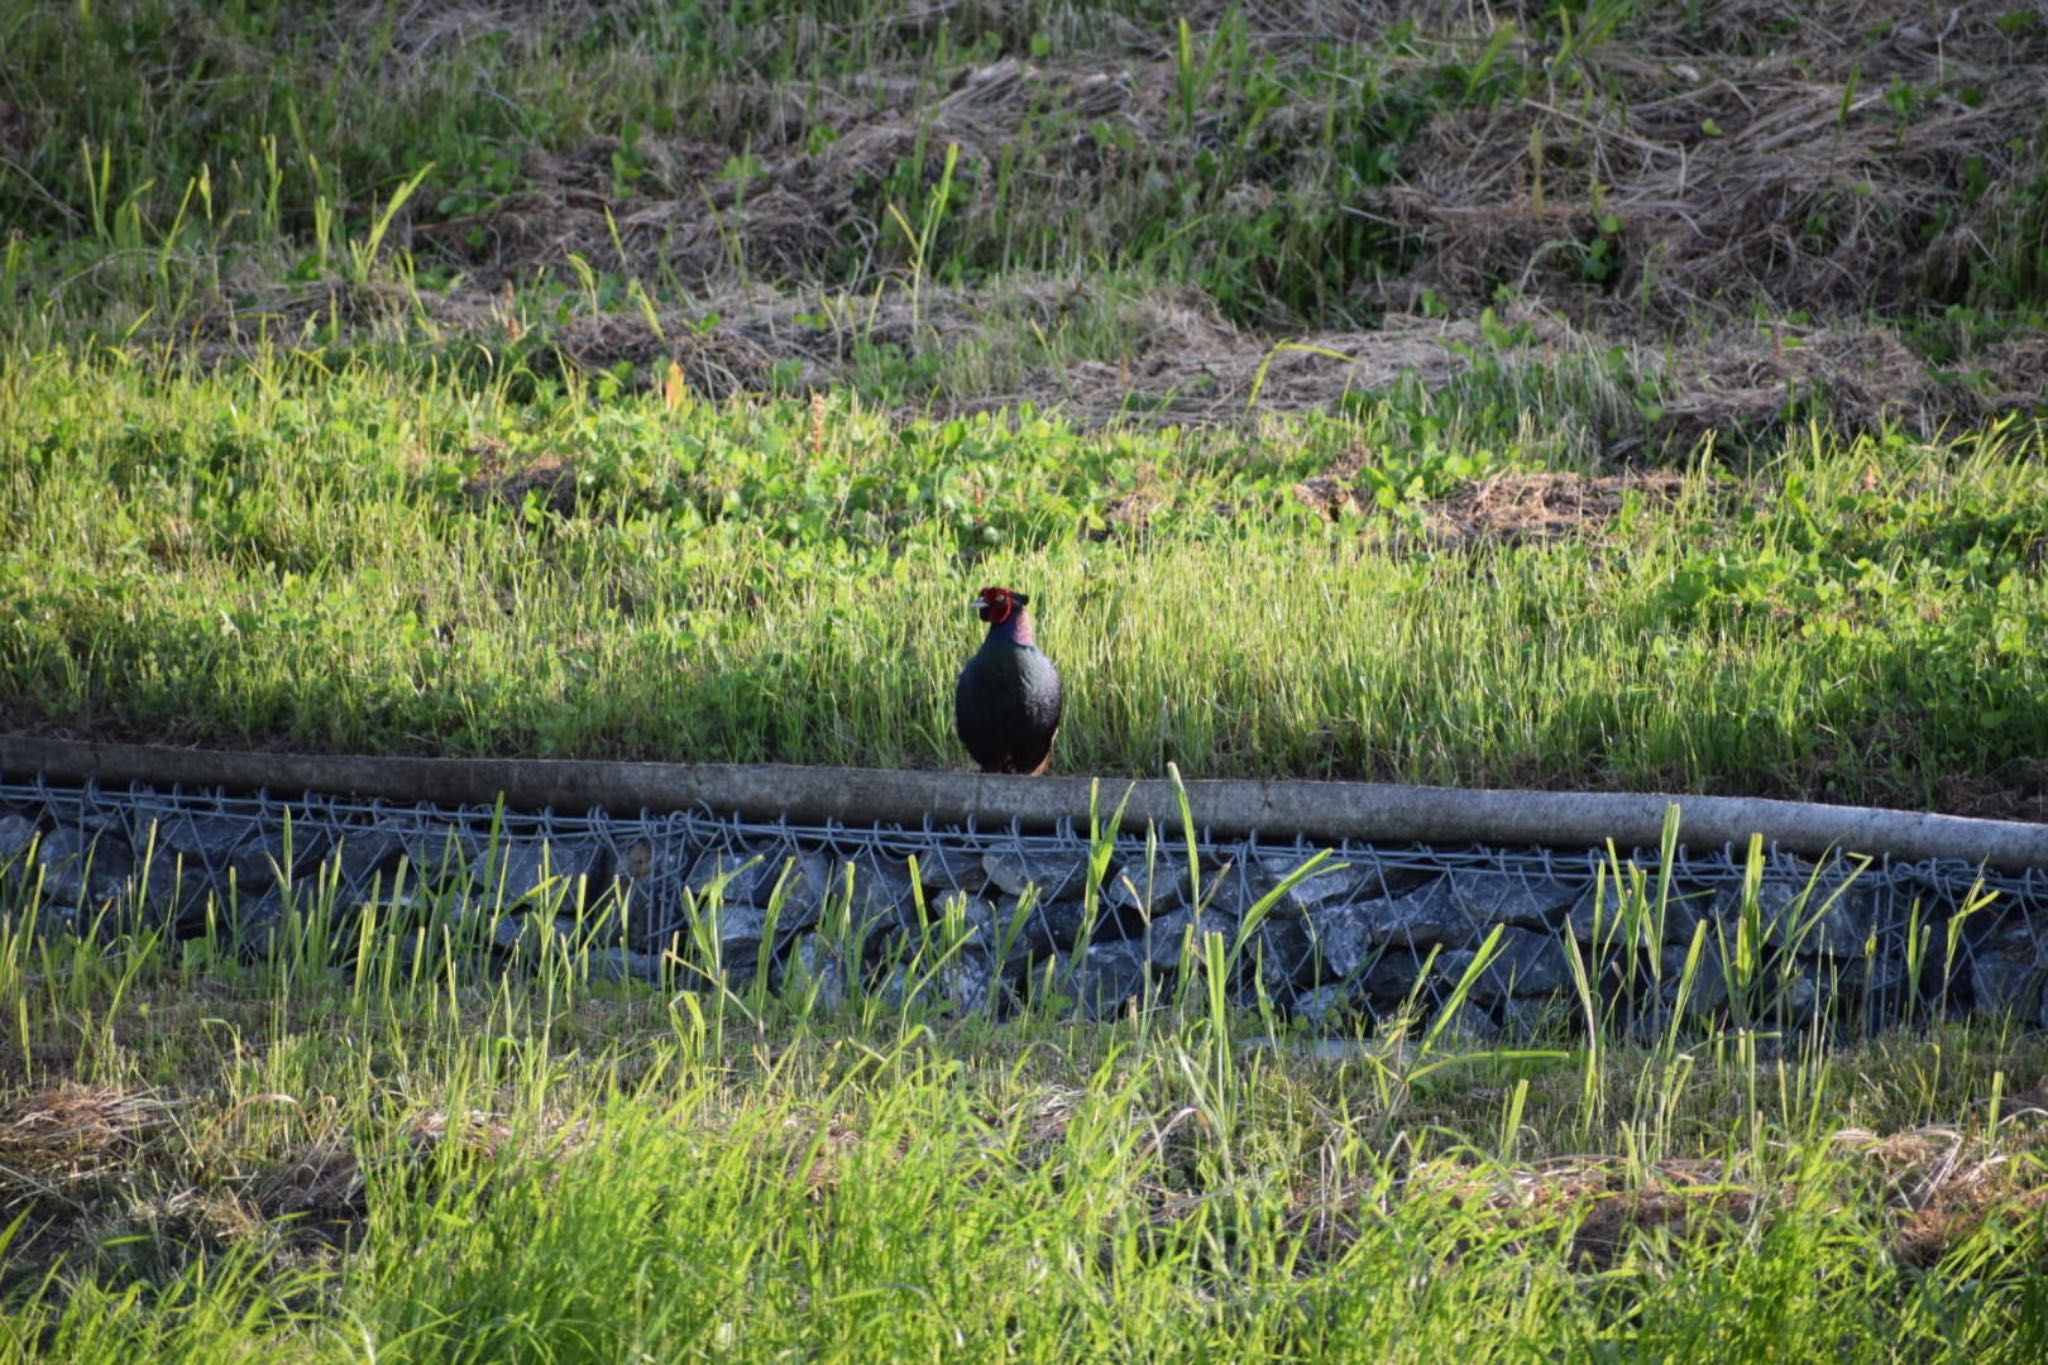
976 587 1017 625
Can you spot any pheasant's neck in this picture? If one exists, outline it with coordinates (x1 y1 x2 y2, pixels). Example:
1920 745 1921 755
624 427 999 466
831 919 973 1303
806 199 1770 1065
985 611 1035 648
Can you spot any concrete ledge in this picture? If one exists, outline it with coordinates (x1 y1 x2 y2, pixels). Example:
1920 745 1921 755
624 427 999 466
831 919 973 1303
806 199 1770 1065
5 735 2045 872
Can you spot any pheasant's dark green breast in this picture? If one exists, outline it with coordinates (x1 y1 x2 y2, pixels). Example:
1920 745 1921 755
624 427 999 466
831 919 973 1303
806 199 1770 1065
954 640 1064 775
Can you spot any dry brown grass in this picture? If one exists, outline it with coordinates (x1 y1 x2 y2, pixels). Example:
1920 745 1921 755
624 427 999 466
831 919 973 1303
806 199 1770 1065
1385 1 2047 327
1420 469 1689 545
382 1 2042 336
0 1084 168 1201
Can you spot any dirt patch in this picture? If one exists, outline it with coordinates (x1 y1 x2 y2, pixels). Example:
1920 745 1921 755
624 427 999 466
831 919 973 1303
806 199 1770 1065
1843 1109 2048 1268
411 54 1174 295
1303 1121 2048 1275
1657 324 2047 450
1935 769 2048 825
463 445 582 515
1566 1173 1758 1270
252 1138 369 1250
1294 461 1693 543
131 1 2048 435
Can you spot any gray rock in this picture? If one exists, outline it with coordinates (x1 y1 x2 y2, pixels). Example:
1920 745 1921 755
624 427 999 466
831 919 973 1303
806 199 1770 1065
778 934 850 1010
1659 942 1728 1013
1710 881 1875 959
0 813 36 861
983 848 1089 901
1191 860 1256 918
685 850 771 900
836 855 921 932
882 954 999 1015
140 853 225 930
1060 942 1152 1019
1241 1036 1377 1064
686 849 827 928
1250 851 1370 918
472 842 567 906
1138 907 1233 970
588 947 668 985
217 827 329 888
1303 901 1376 979
1442 870 1585 929
911 845 986 896
227 890 289 959
1838 946 1912 1001
926 893 1034 967
942 951 999 1014
879 966 913 1010
1434 928 1570 1001
1967 923 2048 1021
327 830 408 889
1104 858 1194 916
1254 916 1325 989
1434 1010 1504 1047
553 888 631 947
755 850 830 926
1351 879 1485 952
1290 982 1358 1028
152 813 246 864
1501 995 1567 1037
1568 882 1708 947
1805 891 1877 960
37 828 134 908
666 901 773 975
489 911 545 954
617 837 662 883
401 823 484 879
1356 949 1435 1006
1004 895 1095 958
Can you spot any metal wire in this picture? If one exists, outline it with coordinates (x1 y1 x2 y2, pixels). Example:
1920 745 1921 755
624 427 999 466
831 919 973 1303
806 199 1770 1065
2 774 2041 1035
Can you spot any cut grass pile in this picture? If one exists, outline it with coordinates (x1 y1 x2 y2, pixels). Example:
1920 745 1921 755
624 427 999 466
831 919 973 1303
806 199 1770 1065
0 860 2045 1360
5 349 2047 813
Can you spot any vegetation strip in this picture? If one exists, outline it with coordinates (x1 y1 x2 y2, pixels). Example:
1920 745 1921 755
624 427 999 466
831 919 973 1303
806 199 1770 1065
8 736 2048 871
7 764 2041 1039
2 874 2045 1356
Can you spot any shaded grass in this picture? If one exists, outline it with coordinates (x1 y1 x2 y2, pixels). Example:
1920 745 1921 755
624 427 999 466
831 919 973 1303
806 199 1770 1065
4 349 2046 810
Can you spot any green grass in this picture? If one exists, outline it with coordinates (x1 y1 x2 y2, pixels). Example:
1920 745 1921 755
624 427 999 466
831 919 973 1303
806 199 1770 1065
4 348 2046 809
0 837 2044 1361
4 5 2048 1353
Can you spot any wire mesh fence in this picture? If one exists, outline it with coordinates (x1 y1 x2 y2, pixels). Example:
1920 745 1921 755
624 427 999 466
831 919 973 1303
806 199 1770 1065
2 773 2044 1038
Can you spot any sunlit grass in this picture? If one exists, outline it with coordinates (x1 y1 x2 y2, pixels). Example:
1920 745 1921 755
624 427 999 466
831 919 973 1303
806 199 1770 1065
4 350 2045 808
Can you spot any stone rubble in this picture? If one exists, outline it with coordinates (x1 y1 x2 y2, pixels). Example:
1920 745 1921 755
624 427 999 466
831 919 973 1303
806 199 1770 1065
1 785 2044 1037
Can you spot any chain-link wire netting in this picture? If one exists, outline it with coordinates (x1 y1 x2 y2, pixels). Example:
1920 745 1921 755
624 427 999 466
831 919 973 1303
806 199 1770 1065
2 774 2044 1037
